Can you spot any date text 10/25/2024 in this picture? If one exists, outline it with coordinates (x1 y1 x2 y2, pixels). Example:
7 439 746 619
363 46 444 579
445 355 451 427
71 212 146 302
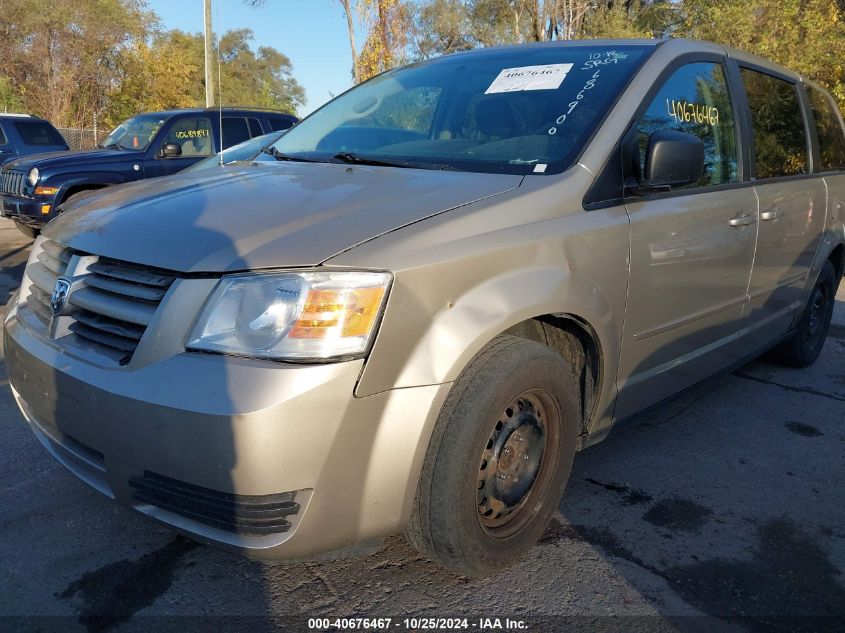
307 617 529 630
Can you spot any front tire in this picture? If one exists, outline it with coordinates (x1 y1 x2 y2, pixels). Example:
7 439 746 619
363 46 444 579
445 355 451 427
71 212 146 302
13 221 38 239
772 260 837 367
406 335 580 576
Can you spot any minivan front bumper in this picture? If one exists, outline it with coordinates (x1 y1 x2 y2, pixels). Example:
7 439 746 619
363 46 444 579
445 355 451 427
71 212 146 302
3 303 447 560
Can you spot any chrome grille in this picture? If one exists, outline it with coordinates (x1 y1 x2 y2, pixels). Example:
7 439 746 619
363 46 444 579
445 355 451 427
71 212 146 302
66 258 175 363
23 240 176 364
1 169 27 197
25 240 73 326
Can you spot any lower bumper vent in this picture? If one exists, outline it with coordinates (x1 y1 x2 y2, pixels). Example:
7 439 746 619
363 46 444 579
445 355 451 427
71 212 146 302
129 471 300 536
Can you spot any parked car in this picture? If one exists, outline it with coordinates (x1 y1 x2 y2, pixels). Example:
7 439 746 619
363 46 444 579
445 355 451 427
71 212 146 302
4 39 844 576
0 113 68 165
0 107 297 237
181 130 285 173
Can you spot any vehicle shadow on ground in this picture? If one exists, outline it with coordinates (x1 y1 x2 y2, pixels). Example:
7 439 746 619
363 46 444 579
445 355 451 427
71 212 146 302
44 311 845 632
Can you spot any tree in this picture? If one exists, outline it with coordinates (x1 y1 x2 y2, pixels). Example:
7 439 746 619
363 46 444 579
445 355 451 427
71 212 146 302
337 0 361 83
357 0 412 81
677 0 845 109
107 30 201 124
0 77 24 112
215 29 305 114
413 0 473 58
0 0 155 128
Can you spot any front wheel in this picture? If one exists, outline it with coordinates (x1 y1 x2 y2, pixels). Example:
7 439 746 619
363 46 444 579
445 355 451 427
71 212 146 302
772 260 837 367
13 221 38 239
406 335 580 576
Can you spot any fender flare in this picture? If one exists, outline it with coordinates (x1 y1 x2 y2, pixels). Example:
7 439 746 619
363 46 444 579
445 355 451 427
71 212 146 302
50 174 127 205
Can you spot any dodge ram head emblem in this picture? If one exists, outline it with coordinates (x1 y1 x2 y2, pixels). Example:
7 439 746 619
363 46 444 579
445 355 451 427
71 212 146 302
50 278 71 316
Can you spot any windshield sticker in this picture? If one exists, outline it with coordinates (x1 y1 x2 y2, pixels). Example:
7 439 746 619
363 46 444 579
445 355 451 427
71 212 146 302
547 69 601 135
533 163 548 173
667 100 720 126
485 64 573 94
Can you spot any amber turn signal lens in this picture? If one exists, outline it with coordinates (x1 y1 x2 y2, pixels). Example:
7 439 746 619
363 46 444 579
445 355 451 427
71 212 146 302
34 186 59 196
288 287 386 339
40 204 51 215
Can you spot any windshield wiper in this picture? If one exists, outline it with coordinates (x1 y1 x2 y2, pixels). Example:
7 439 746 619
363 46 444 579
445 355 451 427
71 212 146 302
330 152 458 171
261 146 321 162
99 143 122 150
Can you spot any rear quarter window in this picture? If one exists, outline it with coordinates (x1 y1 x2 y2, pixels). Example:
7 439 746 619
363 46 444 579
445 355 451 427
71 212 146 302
13 120 66 146
247 117 263 137
221 117 251 149
808 88 845 171
268 117 294 132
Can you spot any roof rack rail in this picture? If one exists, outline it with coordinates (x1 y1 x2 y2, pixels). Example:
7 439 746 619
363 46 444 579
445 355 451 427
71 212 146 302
0 113 33 118
203 105 293 114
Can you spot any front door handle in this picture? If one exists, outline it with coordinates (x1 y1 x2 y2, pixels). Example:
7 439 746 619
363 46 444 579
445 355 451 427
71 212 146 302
729 213 756 227
760 208 784 221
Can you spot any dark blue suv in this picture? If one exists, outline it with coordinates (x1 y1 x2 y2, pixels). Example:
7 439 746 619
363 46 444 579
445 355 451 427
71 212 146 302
0 107 297 237
0 114 69 165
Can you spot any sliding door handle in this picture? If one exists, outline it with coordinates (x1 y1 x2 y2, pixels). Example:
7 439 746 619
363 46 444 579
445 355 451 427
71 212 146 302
729 213 756 227
760 208 784 221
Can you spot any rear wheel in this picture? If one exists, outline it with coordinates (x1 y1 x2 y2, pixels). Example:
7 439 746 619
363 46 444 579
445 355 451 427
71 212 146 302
406 335 580 576
772 260 837 367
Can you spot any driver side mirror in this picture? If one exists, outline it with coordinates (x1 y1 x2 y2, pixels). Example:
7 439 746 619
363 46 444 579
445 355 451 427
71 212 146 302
631 130 705 194
158 143 182 158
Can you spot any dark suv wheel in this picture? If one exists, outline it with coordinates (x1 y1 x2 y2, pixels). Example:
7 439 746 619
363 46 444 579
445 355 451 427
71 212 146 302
406 335 580 576
13 221 38 239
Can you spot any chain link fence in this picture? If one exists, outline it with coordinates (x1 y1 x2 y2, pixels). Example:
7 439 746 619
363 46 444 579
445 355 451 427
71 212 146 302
56 128 108 150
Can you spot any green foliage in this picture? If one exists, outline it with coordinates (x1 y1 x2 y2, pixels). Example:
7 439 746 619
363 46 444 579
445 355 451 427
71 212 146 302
0 0 305 128
216 30 305 114
676 0 845 110
0 77 24 113
405 0 845 111
358 0 413 81
413 0 473 58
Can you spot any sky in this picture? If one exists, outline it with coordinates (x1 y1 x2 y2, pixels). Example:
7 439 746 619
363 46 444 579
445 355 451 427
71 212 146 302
145 0 361 116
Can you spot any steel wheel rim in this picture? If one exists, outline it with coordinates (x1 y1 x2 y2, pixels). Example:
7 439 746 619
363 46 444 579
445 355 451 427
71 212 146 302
476 389 560 538
806 284 829 347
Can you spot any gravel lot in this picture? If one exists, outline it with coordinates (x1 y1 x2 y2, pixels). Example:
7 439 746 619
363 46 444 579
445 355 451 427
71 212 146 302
0 217 843 632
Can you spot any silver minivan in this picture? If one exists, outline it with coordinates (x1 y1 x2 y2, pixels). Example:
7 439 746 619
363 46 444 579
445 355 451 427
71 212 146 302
4 38 844 576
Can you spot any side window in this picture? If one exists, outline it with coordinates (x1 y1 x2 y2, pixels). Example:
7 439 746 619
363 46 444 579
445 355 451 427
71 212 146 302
247 117 263 137
13 121 66 146
164 117 212 157
636 62 738 188
740 69 808 178
0 125 7 146
221 117 251 149
268 117 294 132
808 88 845 171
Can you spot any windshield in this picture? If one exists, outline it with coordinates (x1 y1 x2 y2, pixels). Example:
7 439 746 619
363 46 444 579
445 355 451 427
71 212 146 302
272 44 650 175
99 114 166 151
183 131 284 173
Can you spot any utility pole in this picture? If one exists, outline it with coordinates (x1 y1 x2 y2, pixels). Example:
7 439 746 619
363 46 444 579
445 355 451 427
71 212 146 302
204 0 213 107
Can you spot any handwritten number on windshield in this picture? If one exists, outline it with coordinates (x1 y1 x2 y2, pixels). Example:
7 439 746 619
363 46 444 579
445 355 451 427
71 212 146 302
548 69 601 135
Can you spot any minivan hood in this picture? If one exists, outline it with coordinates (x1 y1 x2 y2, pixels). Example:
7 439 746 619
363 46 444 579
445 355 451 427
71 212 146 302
45 162 522 273
4 148 137 171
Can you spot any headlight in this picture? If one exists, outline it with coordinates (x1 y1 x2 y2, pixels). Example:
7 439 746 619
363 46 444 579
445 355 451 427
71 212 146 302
26 167 39 187
187 270 392 360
